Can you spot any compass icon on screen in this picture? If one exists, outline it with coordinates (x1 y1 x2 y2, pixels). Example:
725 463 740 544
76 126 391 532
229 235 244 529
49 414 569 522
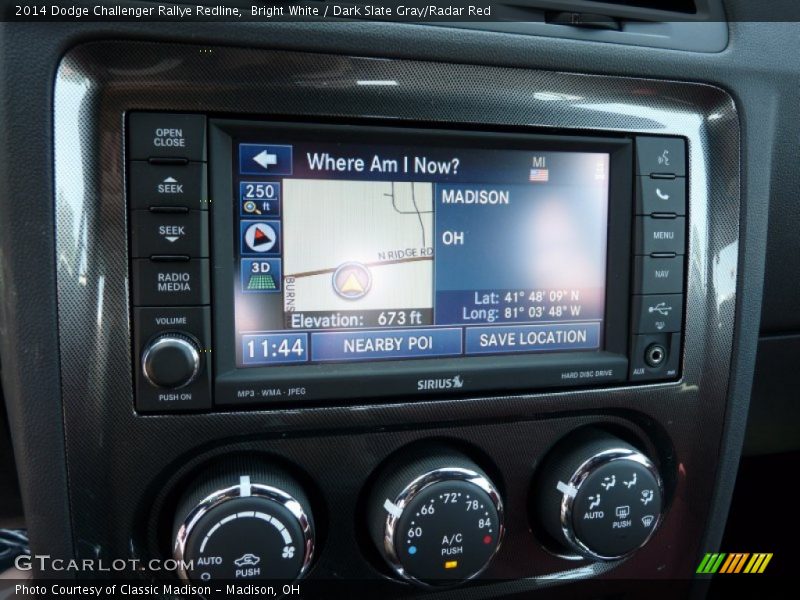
243 222 279 254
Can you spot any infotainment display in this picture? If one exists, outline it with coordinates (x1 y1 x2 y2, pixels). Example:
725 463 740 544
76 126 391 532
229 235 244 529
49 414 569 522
233 131 610 368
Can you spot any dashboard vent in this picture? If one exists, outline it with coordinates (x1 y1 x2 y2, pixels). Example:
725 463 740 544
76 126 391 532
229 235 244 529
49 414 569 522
502 0 710 21
585 0 698 15
426 0 727 52
502 0 721 22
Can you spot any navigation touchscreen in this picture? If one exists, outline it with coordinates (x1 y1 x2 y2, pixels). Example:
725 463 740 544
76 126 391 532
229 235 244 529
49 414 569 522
233 132 610 367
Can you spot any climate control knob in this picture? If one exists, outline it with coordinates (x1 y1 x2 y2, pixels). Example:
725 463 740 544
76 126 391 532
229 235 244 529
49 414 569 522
141 333 201 389
535 429 663 560
173 463 314 582
368 447 504 586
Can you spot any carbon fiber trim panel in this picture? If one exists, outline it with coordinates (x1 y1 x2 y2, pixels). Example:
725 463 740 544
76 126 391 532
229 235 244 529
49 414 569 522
54 41 739 591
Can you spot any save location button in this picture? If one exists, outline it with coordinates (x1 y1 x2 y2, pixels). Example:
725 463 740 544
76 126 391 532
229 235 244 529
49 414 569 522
465 323 601 354
310 328 462 362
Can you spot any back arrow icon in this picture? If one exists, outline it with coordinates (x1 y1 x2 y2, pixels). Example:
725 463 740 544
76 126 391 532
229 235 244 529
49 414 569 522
253 150 278 170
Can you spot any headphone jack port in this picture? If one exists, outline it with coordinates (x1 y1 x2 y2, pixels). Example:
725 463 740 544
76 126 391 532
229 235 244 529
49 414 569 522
644 343 667 368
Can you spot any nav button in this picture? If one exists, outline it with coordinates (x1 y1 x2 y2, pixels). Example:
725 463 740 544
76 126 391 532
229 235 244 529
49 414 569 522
634 256 684 295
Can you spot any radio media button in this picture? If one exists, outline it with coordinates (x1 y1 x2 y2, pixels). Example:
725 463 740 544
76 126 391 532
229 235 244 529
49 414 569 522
633 294 682 334
129 161 208 210
635 216 686 255
634 256 684 295
635 136 686 177
128 112 206 161
132 258 210 306
130 210 209 257
636 177 686 215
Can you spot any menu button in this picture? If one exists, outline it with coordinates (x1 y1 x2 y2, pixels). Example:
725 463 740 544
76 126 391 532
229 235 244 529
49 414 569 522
635 216 686 255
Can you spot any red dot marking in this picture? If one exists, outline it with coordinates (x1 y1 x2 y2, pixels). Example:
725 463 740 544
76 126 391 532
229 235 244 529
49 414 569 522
483 535 492 545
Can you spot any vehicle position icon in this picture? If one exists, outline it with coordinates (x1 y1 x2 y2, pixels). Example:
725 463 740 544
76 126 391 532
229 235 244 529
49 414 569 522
332 262 372 300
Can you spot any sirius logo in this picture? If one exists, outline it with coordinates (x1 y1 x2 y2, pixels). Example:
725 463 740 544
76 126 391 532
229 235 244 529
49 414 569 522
417 375 465 391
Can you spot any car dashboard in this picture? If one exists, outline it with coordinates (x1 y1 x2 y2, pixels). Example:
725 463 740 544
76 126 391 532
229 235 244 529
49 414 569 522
0 2 797 598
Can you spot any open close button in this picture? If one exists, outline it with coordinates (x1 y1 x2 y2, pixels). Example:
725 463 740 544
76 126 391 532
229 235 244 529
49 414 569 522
128 112 207 161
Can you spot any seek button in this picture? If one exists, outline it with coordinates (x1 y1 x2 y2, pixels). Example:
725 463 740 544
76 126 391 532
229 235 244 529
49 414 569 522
131 210 208 257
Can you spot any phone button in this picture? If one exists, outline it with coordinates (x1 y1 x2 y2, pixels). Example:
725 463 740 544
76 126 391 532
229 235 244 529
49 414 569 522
636 176 686 216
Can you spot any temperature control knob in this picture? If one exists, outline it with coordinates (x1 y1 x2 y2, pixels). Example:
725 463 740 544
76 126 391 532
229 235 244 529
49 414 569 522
536 429 664 560
368 447 504 586
173 463 314 582
142 333 201 389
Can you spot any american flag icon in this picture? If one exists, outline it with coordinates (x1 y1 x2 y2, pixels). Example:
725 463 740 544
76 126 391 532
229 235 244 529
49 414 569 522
529 168 549 182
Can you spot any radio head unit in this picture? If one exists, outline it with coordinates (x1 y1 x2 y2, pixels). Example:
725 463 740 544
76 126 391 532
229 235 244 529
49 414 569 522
126 115 687 411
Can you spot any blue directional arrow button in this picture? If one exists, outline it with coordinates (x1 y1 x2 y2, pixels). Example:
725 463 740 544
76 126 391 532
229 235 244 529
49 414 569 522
239 144 293 175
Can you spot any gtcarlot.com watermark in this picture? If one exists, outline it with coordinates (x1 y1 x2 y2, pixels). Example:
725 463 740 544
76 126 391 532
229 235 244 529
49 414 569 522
14 554 192 573
9 555 303 597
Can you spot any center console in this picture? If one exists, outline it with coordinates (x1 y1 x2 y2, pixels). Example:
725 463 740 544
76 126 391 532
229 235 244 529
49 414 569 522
128 117 687 412
51 40 739 594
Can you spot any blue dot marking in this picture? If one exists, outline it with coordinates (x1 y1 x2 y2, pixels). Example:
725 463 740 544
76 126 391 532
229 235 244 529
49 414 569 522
408 546 417 555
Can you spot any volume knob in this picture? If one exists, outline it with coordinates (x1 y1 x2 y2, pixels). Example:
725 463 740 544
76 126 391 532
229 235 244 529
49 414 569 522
141 333 201 389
